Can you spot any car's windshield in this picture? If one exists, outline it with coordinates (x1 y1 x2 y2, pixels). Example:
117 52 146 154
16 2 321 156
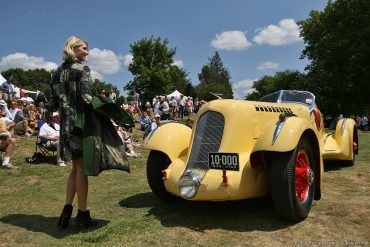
260 90 315 109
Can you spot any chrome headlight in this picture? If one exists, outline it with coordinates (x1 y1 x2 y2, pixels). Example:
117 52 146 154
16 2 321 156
178 170 200 199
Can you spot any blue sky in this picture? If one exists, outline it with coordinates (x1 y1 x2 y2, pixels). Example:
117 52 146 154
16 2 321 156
0 0 327 99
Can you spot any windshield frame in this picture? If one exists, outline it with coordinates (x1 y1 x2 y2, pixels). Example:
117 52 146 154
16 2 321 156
260 90 316 111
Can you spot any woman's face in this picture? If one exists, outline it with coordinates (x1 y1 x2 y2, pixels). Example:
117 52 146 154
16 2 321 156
74 42 89 61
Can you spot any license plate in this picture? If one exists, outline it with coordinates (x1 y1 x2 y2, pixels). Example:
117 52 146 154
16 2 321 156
208 152 239 171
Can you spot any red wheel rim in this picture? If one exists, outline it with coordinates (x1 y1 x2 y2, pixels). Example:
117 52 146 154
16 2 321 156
295 151 313 202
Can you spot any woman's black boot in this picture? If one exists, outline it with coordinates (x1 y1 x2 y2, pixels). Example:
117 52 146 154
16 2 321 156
75 210 99 228
58 204 73 228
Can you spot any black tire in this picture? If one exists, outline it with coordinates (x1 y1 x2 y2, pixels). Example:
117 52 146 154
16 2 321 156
269 136 315 221
147 150 175 201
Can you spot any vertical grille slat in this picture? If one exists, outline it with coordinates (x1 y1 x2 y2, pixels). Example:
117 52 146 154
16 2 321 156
186 111 225 171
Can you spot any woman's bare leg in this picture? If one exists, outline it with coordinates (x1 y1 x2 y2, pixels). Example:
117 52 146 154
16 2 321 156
65 161 77 205
74 159 88 211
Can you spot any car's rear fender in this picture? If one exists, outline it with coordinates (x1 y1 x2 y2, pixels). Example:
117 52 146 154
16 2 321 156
144 123 192 162
323 118 358 160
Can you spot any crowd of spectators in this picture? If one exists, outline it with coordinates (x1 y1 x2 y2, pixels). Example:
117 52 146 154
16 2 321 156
0 77 51 169
0 80 209 168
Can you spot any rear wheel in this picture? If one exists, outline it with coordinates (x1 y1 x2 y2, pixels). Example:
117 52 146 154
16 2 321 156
147 150 175 200
269 136 315 221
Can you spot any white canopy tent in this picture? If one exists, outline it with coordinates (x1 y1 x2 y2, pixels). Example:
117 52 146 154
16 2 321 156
0 73 6 84
167 90 183 100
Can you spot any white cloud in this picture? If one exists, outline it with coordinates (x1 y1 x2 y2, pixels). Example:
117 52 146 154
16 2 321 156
211 30 252 51
253 19 302 46
257 61 279 71
172 59 184 68
123 54 133 67
90 70 104 81
0 53 58 71
87 48 121 74
232 78 256 99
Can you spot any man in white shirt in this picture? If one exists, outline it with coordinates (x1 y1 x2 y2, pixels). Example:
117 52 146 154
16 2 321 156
7 100 20 121
159 96 170 120
109 88 117 103
39 112 65 166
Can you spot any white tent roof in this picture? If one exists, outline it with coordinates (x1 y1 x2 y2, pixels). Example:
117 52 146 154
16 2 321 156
0 73 6 84
167 90 182 100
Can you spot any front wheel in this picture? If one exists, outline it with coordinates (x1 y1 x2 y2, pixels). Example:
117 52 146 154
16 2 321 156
147 150 175 201
269 136 316 221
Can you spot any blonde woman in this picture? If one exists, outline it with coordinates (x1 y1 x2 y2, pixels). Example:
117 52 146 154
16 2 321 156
49 36 97 228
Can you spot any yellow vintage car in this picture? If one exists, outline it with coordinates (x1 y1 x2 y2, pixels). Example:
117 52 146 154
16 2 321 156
144 90 358 221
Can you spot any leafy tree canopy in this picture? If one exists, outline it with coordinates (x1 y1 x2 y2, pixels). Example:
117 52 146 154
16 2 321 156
298 0 370 114
125 36 179 102
196 52 233 101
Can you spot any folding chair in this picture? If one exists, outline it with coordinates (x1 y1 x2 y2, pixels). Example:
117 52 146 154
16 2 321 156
35 135 57 163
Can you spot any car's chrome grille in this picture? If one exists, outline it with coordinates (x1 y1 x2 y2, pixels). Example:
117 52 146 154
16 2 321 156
186 111 225 171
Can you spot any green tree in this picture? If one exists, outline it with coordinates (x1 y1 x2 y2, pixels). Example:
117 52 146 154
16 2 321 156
2 68 52 99
125 37 176 103
298 0 370 114
196 52 233 101
168 66 195 97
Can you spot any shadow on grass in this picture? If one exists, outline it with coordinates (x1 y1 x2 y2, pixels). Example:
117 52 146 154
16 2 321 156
119 192 296 232
0 214 109 238
324 160 351 172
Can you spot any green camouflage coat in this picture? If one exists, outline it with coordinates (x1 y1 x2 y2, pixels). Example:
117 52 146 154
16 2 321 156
48 58 93 161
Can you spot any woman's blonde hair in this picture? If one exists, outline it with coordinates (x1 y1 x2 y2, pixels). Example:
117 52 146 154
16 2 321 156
63 36 88 60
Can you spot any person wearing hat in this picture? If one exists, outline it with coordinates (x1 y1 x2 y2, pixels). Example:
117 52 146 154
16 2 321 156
39 111 65 166
13 103 34 136
0 99 12 120
143 113 160 139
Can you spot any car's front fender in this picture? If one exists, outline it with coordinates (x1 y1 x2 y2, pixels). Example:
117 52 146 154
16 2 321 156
252 117 316 153
144 123 192 162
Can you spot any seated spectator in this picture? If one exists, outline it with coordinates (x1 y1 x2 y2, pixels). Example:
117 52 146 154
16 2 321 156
0 107 15 135
13 103 34 136
28 105 39 129
16 99 24 109
19 93 35 104
8 100 20 121
0 127 17 169
121 127 139 157
144 113 161 138
39 112 65 166
139 111 152 131
0 100 12 120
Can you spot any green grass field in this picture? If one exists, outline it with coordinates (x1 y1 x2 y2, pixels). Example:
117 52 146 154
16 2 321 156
0 129 369 247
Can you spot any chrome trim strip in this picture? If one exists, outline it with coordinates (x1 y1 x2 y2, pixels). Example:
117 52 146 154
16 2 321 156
272 121 285 145
341 118 347 136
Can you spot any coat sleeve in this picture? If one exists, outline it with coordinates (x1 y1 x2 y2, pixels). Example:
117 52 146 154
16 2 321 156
80 65 93 105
